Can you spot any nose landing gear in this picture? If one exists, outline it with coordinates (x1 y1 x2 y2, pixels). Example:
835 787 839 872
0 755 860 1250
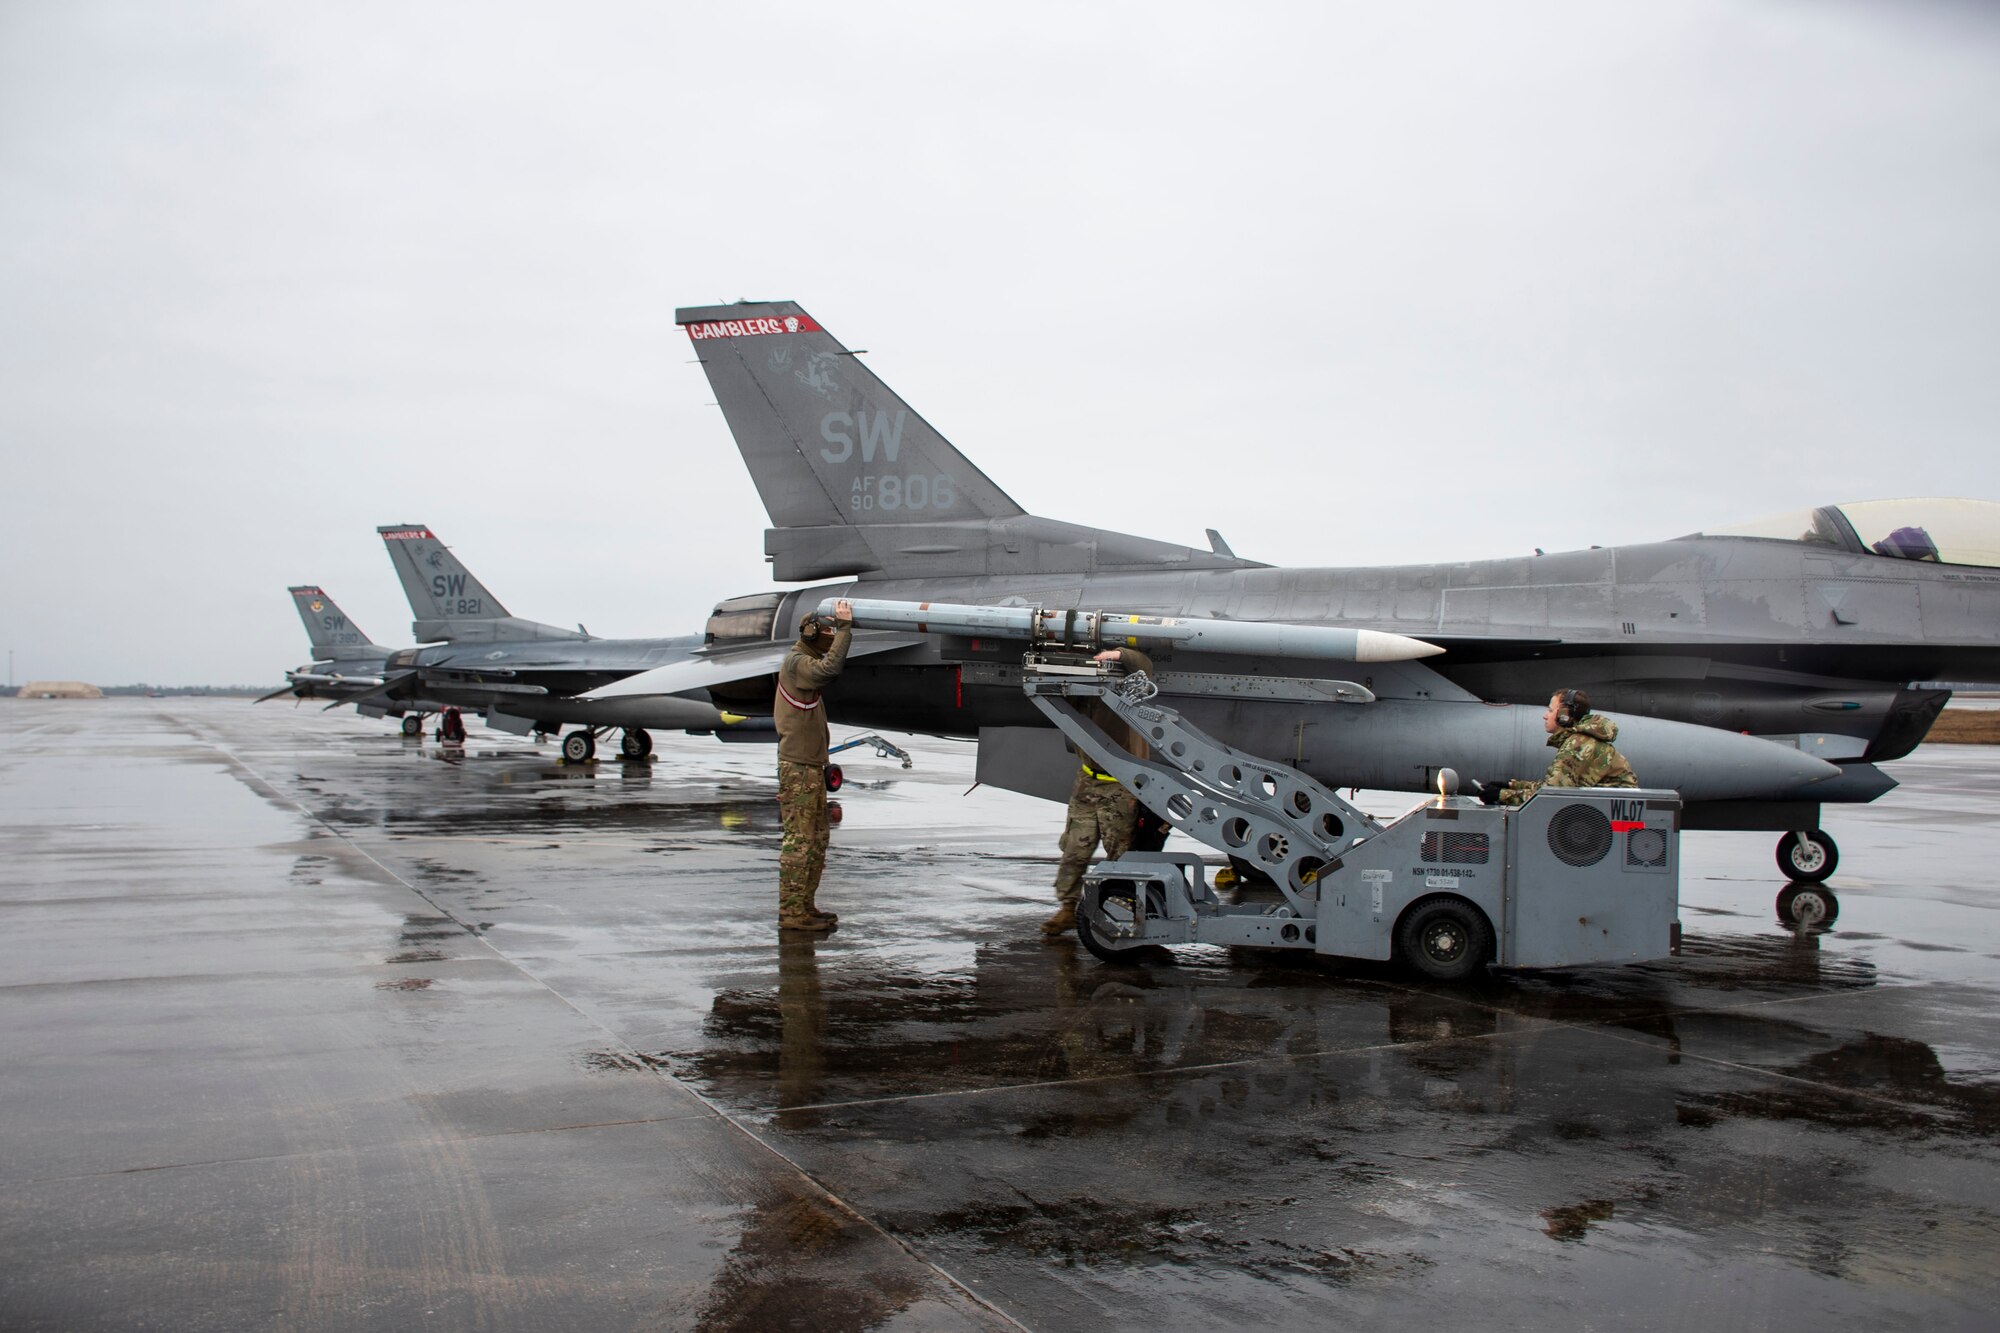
1776 829 1838 883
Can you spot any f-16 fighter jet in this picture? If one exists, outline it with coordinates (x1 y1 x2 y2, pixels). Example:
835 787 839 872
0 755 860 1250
590 301 2000 882
358 524 918 760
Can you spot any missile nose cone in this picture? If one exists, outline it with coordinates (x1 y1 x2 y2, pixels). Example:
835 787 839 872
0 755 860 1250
1354 630 1447 663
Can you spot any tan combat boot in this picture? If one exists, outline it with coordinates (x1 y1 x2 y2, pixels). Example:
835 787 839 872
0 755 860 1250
1041 904 1076 936
779 911 836 932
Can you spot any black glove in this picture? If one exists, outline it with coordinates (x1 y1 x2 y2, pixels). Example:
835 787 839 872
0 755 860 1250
1478 781 1503 806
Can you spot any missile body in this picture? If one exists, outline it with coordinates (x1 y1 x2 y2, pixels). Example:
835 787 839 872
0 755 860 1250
818 597 1444 664
285 671 386 688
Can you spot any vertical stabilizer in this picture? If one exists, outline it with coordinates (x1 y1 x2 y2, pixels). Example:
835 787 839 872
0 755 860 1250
677 301 1256 582
377 524 583 643
289 586 380 661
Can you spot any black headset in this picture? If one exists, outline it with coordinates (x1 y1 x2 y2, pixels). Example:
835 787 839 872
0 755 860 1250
1557 689 1586 728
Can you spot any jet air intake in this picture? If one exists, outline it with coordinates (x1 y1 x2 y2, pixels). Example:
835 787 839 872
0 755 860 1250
820 598 1445 664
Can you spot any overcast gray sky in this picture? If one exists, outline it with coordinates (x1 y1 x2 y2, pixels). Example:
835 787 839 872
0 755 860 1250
3 0 1996 684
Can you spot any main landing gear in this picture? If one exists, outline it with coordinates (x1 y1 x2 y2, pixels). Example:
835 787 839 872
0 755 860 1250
400 715 424 737
1776 829 1838 883
561 728 653 763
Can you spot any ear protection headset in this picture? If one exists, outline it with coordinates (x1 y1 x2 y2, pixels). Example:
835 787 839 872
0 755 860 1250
1557 689 1586 728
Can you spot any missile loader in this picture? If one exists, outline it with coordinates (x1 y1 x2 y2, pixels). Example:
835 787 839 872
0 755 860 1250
1022 656 1682 980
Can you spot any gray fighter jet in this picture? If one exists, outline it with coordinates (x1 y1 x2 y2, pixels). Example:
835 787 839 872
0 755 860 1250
357 524 917 759
259 586 433 733
590 301 2000 881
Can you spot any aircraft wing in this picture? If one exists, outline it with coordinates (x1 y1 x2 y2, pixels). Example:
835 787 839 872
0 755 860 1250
580 633 926 702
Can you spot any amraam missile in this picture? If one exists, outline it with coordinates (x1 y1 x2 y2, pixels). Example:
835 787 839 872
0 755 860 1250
818 598 1444 664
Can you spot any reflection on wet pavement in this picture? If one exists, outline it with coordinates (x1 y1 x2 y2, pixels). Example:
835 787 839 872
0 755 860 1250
4 700 1998 1330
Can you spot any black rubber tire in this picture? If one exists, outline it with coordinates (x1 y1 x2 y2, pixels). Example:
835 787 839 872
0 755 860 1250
1777 882 1840 928
1396 896 1495 983
1776 831 1837 883
562 731 596 763
824 764 843 792
1076 881 1148 964
621 728 653 758
401 715 422 737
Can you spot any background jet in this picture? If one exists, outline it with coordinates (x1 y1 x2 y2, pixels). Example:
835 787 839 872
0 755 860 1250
261 586 411 725
264 584 494 735
350 524 917 760
593 300 2000 879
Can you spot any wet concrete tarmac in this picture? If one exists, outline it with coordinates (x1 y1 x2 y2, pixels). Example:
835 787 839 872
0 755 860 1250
2 699 1997 1330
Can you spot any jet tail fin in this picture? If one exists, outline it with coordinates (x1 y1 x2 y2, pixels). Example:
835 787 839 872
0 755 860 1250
376 525 585 644
677 301 1261 582
288 586 381 661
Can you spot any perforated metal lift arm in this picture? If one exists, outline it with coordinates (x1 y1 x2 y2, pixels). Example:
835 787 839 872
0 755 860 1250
1023 667 1386 915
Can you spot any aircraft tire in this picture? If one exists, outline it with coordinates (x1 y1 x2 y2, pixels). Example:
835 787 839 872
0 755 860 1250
1776 830 1837 883
1776 882 1840 929
1396 895 1494 983
400 715 422 737
621 728 653 758
562 730 596 763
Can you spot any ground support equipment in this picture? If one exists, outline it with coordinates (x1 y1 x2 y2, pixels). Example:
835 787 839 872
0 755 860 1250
1024 661 1683 978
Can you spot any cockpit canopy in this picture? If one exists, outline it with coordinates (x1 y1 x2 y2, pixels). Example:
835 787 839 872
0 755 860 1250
1682 498 2000 569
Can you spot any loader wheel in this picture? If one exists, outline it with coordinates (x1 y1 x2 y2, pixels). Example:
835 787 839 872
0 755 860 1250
1077 880 1149 964
1396 896 1494 983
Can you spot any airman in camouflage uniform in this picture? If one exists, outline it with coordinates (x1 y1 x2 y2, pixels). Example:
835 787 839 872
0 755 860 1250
1044 646 1155 936
774 600 853 931
1498 688 1638 806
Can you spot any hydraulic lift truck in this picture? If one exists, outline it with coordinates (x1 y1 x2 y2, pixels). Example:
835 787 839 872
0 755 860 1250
1026 657 1683 980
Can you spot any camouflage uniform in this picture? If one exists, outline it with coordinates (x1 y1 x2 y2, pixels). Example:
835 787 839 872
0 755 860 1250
774 624 852 929
1045 647 1154 934
777 760 832 921
1499 712 1638 806
1052 768 1140 910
